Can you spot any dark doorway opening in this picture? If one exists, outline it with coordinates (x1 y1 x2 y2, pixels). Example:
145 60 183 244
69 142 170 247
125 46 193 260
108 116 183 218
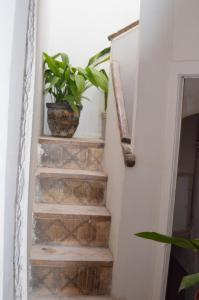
166 78 199 299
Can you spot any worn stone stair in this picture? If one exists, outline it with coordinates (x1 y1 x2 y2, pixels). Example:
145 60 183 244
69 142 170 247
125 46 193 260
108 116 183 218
36 168 107 206
38 137 104 171
30 245 112 297
29 137 113 299
30 295 111 300
33 203 111 247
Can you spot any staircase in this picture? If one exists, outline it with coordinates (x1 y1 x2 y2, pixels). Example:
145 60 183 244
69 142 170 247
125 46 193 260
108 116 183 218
29 137 113 299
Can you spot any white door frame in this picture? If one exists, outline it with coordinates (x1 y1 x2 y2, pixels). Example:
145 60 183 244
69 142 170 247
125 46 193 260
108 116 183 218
152 61 199 300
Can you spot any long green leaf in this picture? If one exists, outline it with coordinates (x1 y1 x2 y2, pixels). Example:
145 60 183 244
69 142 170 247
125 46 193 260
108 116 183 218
81 96 91 101
52 53 61 59
87 47 111 66
78 67 87 77
61 53 69 66
86 67 108 93
48 76 60 85
135 232 199 250
93 56 110 68
43 53 60 77
179 273 199 291
75 75 85 94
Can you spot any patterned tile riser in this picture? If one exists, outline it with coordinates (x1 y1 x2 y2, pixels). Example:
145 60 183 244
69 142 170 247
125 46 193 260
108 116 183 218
39 144 104 171
36 177 106 206
33 215 110 247
30 263 112 296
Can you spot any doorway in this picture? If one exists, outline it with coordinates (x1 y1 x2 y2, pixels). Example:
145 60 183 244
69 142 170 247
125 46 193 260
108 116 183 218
166 78 199 299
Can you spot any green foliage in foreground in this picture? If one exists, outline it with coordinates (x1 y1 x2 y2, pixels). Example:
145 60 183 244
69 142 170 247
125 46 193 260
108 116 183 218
43 47 110 112
135 232 199 292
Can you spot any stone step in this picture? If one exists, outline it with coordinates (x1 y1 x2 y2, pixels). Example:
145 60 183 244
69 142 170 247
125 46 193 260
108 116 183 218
30 245 113 297
33 203 111 247
38 136 104 171
36 168 107 206
39 137 105 147
29 295 111 300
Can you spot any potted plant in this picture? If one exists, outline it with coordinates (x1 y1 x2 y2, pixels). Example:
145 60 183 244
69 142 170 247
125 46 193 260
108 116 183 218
135 231 199 293
43 47 110 138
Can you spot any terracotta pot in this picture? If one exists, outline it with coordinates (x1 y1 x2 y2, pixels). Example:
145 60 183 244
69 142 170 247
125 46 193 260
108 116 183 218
101 111 107 139
46 102 81 138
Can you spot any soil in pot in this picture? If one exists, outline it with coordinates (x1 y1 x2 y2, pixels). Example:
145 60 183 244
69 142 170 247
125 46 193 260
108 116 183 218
46 102 81 138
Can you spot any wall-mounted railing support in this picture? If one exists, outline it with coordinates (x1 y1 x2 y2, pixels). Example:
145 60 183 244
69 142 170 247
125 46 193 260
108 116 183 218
111 60 136 167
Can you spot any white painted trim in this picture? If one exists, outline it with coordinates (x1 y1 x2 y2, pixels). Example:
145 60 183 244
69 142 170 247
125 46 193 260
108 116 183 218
14 1 36 299
152 61 199 300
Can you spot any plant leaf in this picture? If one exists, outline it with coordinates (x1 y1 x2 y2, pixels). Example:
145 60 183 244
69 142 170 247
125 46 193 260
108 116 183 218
135 232 199 250
75 75 85 94
87 47 111 66
49 76 60 85
179 273 199 292
78 67 87 77
43 53 60 77
81 96 91 101
93 56 110 67
52 53 61 59
86 67 108 93
61 53 69 66
62 95 78 112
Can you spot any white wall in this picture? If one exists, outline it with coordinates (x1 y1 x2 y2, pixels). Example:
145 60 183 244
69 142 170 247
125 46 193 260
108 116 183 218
104 26 140 300
0 1 16 297
173 0 199 61
36 0 140 138
116 1 174 298
0 0 29 299
133 1 199 300
105 0 199 299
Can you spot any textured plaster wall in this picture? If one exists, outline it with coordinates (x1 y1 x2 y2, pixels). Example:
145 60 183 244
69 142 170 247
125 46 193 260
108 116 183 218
0 0 16 297
0 0 30 299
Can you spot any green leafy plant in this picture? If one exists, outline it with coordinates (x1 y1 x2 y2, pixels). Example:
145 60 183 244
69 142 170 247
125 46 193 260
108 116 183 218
135 231 199 292
43 47 110 112
86 47 110 111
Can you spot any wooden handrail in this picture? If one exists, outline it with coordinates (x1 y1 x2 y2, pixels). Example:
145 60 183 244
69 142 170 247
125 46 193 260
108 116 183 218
108 20 139 41
111 60 136 167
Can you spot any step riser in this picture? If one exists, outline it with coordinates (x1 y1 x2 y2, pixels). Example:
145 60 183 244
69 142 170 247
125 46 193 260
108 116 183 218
36 177 107 206
34 216 110 247
38 144 104 171
30 263 112 296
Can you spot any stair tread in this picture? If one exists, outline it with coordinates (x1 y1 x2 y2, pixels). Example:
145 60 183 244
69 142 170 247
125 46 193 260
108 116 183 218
39 136 105 146
36 167 107 181
34 203 111 218
30 244 113 263
29 294 111 299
